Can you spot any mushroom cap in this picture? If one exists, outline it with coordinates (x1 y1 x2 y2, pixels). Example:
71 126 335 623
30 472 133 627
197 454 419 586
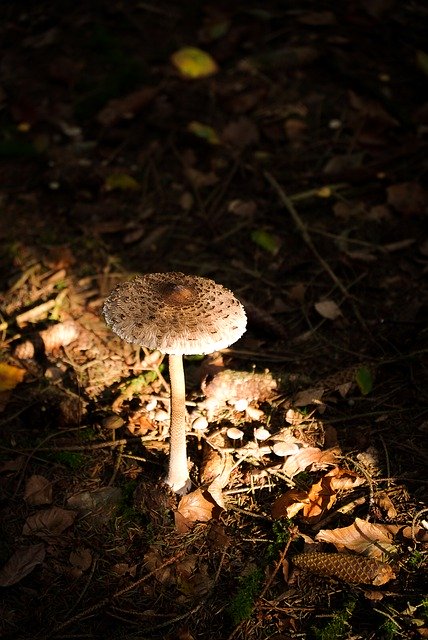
103 272 247 355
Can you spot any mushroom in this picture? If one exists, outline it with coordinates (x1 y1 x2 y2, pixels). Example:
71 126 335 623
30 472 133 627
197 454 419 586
103 272 246 494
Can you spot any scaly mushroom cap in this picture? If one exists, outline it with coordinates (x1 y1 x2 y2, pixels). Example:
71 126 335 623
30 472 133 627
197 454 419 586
103 272 247 355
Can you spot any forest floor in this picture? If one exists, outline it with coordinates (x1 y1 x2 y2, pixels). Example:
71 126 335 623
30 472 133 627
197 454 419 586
0 2 427 639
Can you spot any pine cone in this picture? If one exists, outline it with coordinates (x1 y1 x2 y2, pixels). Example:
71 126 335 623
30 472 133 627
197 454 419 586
292 552 395 585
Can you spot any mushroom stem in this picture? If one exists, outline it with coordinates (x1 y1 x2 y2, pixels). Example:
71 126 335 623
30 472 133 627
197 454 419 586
165 353 191 494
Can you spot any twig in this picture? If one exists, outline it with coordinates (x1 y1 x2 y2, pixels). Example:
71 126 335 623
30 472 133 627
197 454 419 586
226 528 296 640
258 528 296 601
13 425 89 498
48 550 186 636
264 171 349 298
108 442 125 486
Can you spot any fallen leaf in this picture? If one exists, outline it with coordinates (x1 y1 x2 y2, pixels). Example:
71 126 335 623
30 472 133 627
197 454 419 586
293 387 325 407
23 475 53 506
97 86 157 126
297 11 336 25
187 121 220 145
0 457 25 474
23 507 76 537
375 492 397 519
222 117 259 149
112 562 137 577
302 468 365 523
171 47 218 79
251 229 281 255
316 517 399 557
66 487 122 525
69 547 92 572
356 366 373 395
175 488 222 533
282 446 339 477
0 544 45 586
105 173 140 192
314 299 342 320
228 199 257 217
271 489 310 519
0 362 26 391
386 181 427 216
144 547 173 585
184 167 219 189
328 467 366 491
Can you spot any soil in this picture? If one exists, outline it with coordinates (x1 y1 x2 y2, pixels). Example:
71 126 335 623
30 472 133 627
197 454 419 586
0 2 427 639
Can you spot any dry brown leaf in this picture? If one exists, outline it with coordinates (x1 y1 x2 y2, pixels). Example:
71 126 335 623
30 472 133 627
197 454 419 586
0 544 45 586
271 489 310 520
293 387 325 407
178 563 213 598
375 492 398 519
0 456 25 474
200 442 232 486
386 181 427 217
282 446 339 477
301 468 364 523
97 86 157 126
112 562 137 577
69 547 92 572
297 11 336 25
328 468 366 491
302 477 337 522
316 517 400 557
22 507 76 537
348 90 399 128
144 547 173 585
314 299 342 320
185 167 219 189
0 362 26 391
23 474 53 506
175 488 222 533
221 117 259 149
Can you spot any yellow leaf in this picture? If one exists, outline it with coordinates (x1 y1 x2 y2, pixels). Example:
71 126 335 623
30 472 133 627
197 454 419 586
0 363 26 391
105 174 140 192
187 121 220 145
317 186 332 198
171 47 218 79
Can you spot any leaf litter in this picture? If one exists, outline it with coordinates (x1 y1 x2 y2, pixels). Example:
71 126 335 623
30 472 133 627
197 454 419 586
0 2 427 639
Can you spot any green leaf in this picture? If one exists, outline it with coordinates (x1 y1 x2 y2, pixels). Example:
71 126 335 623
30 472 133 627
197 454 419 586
416 50 428 77
355 366 373 395
105 173 140 191
251 229 280 255
170 47 218 79
187 121 220 145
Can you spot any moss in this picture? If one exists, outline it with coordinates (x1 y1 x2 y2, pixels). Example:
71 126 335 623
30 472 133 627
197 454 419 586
267 519 291 561
227 567 264 625
312 598 356 640
48 451 86 470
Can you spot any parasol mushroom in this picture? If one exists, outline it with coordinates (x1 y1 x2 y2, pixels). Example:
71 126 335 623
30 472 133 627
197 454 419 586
103 272 246 494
